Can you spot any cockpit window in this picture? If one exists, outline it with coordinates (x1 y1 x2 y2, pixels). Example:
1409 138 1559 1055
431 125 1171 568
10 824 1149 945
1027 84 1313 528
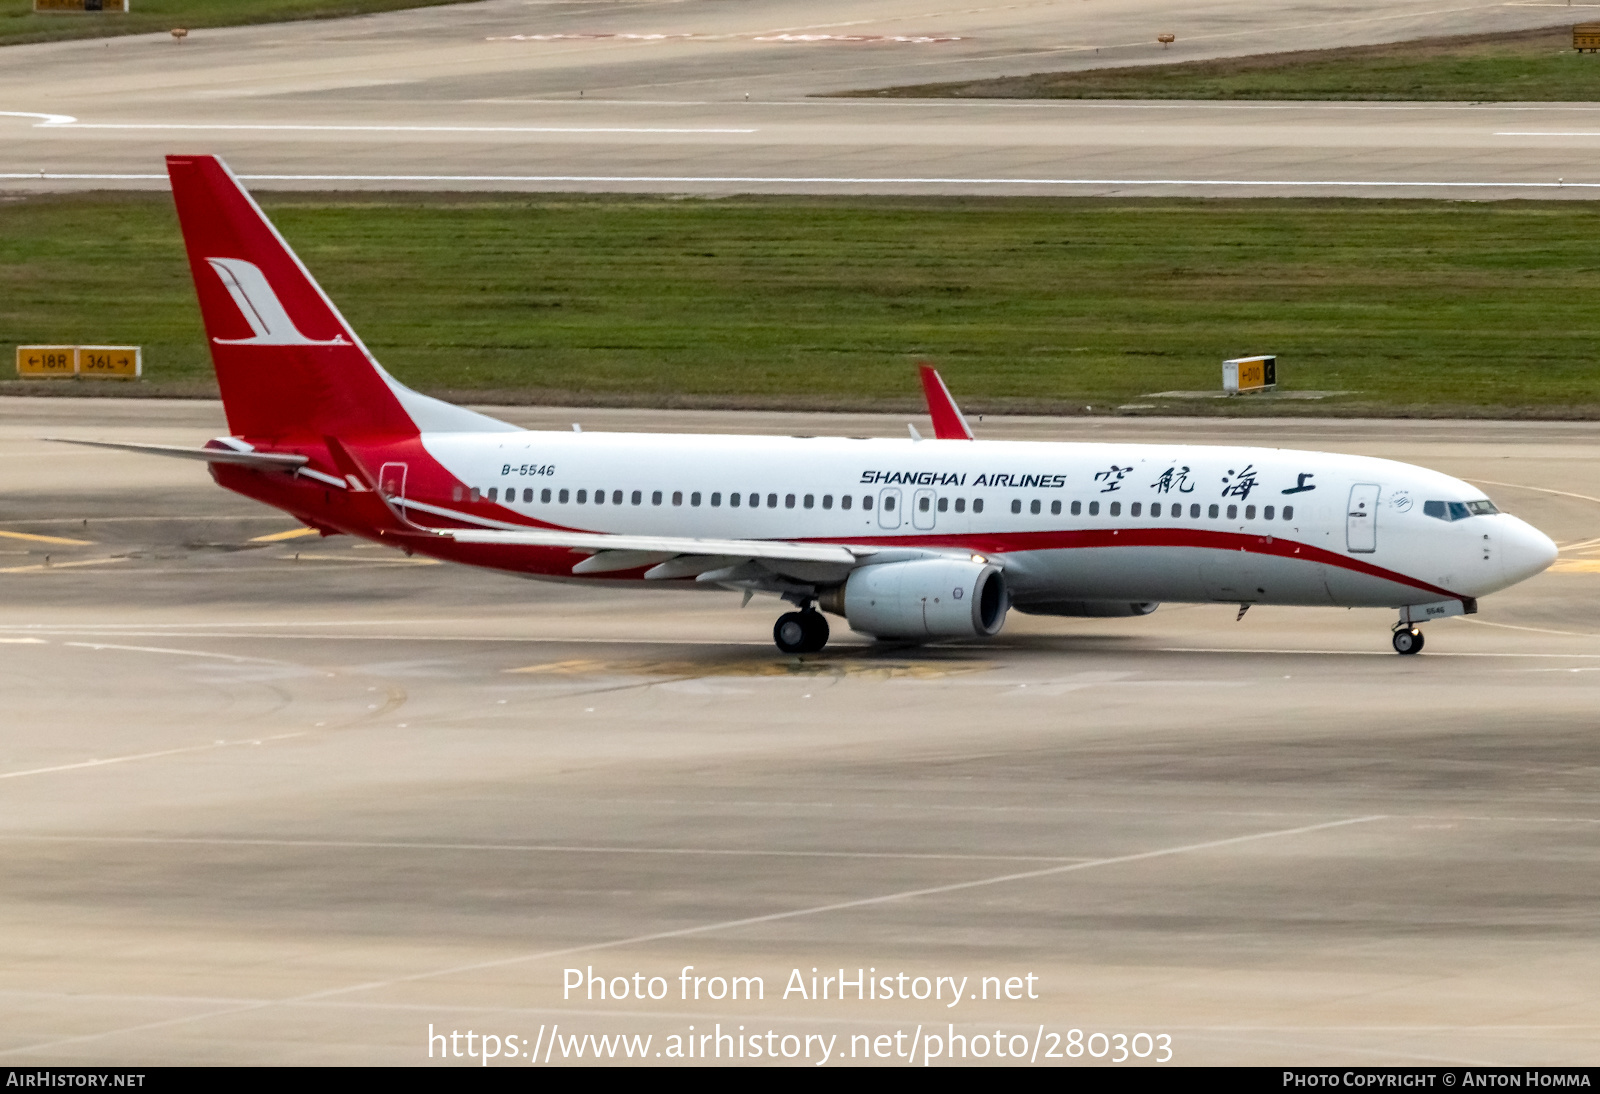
1423 499 1499 521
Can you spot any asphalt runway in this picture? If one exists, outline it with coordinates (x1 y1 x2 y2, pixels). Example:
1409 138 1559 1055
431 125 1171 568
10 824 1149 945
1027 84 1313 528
6 0 1600 198
0 396 1597 1065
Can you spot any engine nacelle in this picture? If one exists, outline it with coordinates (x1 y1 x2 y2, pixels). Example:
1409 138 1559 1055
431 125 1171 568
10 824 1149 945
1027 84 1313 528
819 559 1008 639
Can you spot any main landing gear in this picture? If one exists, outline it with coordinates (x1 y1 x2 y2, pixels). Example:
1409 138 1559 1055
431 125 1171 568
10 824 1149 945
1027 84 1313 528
774 608 830 654
1392 626 1425 656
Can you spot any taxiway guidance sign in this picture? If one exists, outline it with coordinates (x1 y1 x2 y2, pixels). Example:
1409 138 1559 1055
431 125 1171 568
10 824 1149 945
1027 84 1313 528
16 345 141 379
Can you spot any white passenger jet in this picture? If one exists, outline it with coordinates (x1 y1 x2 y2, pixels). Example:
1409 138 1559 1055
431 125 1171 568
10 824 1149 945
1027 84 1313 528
61 155 1557 655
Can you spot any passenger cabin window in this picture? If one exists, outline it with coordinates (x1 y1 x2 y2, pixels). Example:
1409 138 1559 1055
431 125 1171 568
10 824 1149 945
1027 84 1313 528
805 495 815 509
841 496 851 510
973 499 984 514
823 495 834 509
863 496 873 511
542 488 552 503
750 493 760 508
1226 504 1237 520
470 487 481 502
1190 503 1200 518
786 494 796 509
1051 500 1061 515
1245 505 1256 520
1283 505 1294 520
883 496 895 511
938 498 948 512
1263 505 1274 520
1109 501 1121 517
1030 500 1041 515
1130 502 1141 517
767 493 777 508
1071 501 1081 516
730 492 741 507
955 498 966 513
711 492 721 507
672 491 683 506
1011 499 1022 515
1150 502 1160 518
691 492 702 506
653 490 663 505
1088 501 1099 516
487 487 498 502
632 490 642 505
559 489 570 503
1208 504 1218 518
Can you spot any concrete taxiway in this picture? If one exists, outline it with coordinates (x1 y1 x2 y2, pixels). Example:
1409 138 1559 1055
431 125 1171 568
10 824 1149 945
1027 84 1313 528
0 397 1597 1065
4 0 1600 198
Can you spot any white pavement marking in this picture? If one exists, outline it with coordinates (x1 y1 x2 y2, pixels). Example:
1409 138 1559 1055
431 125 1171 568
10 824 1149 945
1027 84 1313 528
1162 647 1600 658
7 174 1600 191
42 123 757 134
0 814 1380 1057
1466 478 1600 507
62 641 292 665
0 835 1089 864
0 734 305 781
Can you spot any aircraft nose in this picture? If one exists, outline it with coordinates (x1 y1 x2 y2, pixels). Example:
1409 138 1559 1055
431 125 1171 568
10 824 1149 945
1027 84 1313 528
1500 516 1558 586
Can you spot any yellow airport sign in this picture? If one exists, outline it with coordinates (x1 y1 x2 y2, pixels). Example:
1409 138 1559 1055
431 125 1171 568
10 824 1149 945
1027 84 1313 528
1223 354 1276 394
15 345 141 379
76 345 141 378
15 346 76 377
33 0 130 11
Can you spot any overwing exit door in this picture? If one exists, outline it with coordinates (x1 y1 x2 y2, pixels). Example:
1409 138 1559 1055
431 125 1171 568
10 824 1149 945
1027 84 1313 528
1347 483 1379 553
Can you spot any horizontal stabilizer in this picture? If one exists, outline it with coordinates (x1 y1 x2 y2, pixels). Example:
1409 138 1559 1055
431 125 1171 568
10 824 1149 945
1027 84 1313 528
46 438 308 470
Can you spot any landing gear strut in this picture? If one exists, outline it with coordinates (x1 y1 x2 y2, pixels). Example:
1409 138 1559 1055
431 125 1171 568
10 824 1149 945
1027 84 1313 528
774 608 830 654
1392 626 1424 655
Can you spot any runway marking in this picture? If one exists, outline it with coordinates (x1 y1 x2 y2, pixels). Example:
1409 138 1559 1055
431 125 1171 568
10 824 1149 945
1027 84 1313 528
1162 647 1600 658
1465 478 1600 507
0 637 46 644
0 834 1088 864
1457 617 1600 639
0 733 304 782
38 123 757 135
0 557 125 574
0 529 93 546
250 527 319 542
0 814 1379 1057
508 655 989 680
62 641 293 665
9 174 1600 192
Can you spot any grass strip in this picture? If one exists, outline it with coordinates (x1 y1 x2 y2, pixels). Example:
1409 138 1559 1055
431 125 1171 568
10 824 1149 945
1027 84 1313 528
1 0 476 48
4 191 1600 418
844 25 1600 103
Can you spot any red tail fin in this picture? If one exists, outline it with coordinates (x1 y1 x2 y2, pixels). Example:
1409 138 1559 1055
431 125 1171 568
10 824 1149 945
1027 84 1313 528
918 363 975 440
167 155 417 442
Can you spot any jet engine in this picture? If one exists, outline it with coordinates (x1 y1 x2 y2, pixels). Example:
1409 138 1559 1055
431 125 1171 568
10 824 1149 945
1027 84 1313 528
818 559 1008 639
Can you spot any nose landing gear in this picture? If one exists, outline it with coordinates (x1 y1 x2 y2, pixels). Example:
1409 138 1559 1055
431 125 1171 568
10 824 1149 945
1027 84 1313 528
1392 625 1424 655
774 607 830 654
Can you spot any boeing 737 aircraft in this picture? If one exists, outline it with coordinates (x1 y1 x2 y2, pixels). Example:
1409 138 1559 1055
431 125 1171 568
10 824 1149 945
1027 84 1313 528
62 155 1558 655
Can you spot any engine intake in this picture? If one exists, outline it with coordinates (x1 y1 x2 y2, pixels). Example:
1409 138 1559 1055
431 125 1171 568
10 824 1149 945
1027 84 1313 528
818 559 1008 639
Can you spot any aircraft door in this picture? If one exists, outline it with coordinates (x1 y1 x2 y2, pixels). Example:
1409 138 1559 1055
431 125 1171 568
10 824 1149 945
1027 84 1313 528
1347 483 1379 553
878 488 902 530
912 488 937 530
379 462 408 508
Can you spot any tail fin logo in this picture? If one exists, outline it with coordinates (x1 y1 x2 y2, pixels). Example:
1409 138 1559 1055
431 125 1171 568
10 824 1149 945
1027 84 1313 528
206 257 350 346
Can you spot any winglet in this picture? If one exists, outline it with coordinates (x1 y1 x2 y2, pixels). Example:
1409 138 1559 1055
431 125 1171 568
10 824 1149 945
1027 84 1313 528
917 363 975 440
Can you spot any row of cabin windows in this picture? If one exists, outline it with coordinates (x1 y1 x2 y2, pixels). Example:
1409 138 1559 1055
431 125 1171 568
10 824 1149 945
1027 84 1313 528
1049 499 1294 521
454 486 988 513
452 484 1292 522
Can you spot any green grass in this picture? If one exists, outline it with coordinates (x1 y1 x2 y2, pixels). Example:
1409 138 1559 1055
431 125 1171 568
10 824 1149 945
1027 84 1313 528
5 191 1600 417
1 0 476 47
847 25 1600 102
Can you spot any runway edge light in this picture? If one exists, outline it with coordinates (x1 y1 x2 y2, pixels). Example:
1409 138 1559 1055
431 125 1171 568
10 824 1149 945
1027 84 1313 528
1223 354 1276 395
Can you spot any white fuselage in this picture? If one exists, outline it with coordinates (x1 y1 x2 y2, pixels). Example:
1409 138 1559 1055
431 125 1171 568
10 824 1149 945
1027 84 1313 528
414 432 1556 608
